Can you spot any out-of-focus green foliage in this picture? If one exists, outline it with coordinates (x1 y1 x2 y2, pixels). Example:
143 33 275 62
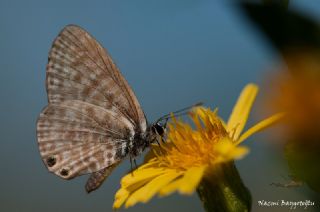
239 1 320 56
285 138 320 192
262 0 289 9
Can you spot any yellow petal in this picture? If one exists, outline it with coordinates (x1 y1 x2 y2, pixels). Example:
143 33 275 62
159 177 184 196
178 166 207 194
125 171 182 208
113 188 129 209
214 138 249 162
159 166 206 196
228 146 249 160
121 167 166 188
237 112 285 144
227 84 258 140
114 171 159 209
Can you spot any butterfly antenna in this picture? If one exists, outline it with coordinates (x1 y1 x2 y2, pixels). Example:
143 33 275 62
157 102 203 122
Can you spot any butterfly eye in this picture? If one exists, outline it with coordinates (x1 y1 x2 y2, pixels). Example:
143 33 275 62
46 156 56 167
154 123 164 136
60 168 70 176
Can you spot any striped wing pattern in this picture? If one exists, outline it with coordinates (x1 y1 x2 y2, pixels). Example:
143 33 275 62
46 25 146 130
37 100 134 179
37 25 147 182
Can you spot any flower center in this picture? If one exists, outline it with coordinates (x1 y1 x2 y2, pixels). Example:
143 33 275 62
154 108 230 171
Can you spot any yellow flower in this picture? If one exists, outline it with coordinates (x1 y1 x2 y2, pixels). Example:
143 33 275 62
113 83 284 209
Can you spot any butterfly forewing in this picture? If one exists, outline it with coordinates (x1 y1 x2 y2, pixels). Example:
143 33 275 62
37 25 147 181
46 25 146 130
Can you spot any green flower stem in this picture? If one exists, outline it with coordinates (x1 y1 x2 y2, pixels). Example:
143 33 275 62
197 162 252 212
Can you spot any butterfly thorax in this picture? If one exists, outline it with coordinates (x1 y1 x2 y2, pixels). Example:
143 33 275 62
117 123 164 159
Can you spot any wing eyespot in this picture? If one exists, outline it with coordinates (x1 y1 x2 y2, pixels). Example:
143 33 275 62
46 156 57 167
60 168 70 176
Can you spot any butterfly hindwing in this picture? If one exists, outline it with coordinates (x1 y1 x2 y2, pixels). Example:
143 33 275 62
85 162 121 193
37 100 134 179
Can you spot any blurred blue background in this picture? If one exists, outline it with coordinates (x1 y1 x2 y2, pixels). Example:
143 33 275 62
0 0 319 211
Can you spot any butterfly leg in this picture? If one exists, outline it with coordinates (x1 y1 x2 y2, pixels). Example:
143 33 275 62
155 138 161 146
134 158 138 169
153 136 167 156
129 156 134 175
128 155 139 176
161 118 169 144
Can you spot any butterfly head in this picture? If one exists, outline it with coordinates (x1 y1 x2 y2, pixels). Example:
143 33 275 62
150 102 203 142
151 122 166 137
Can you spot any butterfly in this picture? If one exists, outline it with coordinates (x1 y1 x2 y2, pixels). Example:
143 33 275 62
36 25 169 193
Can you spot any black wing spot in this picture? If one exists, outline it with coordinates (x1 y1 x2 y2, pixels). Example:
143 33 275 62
60 168 69 176
46 156 56 167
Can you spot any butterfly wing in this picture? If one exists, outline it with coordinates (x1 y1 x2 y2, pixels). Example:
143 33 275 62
37 100 134 179
37 25 147 180
46 25 147 131
85 161 120 193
